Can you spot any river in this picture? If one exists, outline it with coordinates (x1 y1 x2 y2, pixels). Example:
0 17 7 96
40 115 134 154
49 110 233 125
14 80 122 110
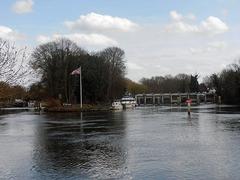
0 105 240 179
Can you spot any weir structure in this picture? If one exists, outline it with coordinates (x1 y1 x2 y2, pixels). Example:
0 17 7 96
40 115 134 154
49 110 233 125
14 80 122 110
135 93 216 105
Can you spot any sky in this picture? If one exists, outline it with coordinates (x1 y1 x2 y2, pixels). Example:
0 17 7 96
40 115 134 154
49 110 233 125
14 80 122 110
1 0 240 82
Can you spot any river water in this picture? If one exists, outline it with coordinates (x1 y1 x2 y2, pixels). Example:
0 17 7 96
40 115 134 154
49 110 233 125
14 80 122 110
0 105 240 180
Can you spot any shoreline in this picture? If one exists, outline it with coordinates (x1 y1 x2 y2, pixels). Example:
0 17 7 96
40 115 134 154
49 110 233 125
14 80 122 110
1 104 239 114
44 104 110 113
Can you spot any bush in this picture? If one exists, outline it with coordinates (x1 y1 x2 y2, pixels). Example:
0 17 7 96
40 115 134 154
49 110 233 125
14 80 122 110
43 98 62 108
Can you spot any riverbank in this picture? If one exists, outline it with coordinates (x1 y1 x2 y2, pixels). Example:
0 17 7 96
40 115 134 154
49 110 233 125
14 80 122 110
45 104 110 112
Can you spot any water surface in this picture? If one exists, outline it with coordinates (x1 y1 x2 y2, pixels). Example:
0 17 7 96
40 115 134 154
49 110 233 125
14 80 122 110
0 105 240 179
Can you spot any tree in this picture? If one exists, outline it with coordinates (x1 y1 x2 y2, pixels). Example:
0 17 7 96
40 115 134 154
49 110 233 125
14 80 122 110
175 74 190 93
189 74 199 93
11 85 26 99
0 81 11 102
31 38 86 102
125 79 147 95
99 47 126 100
203 60 240 104
31 39 127 104
220 61 240 104
0 81 27 105
27 82 48 101
140 74 191 93
0 38 28 84
199 83 207 93
76 55 109 103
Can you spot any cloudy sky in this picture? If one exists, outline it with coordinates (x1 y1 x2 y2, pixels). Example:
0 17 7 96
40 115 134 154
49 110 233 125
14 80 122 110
1 0 240 81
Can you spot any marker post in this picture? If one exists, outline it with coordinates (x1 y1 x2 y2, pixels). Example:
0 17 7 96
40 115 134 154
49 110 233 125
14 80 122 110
186 99 192 116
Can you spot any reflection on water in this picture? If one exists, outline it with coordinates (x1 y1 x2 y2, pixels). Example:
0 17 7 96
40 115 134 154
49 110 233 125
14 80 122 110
33 112 128 179
0 105 240 179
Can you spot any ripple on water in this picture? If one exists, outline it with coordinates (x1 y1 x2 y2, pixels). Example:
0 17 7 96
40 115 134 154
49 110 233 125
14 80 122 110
0 105 240 179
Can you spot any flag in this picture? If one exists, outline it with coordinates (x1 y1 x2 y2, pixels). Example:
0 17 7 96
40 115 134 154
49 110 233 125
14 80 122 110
70 67 81 75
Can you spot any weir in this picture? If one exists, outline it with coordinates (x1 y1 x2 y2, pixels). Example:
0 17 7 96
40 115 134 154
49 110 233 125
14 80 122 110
135 93 216 105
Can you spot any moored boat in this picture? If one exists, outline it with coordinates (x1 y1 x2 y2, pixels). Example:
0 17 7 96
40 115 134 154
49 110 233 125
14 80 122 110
121 95 137 109
110 100 123 110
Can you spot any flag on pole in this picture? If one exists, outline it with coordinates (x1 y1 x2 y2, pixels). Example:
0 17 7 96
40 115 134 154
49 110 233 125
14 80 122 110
70 67 81 75
70 67 83 108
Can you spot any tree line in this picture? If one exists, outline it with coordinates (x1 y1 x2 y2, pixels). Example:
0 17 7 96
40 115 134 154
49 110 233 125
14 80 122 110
139 61 240 104
140 74 205 93
0 37 239 105
0 38 132 106
203 61 240 104
31 38 126 104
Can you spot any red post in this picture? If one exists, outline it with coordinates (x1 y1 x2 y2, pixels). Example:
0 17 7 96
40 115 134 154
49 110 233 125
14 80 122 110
186 99 192 116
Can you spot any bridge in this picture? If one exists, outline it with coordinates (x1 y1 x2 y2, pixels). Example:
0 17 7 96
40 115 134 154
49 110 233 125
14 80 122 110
135 93 216 105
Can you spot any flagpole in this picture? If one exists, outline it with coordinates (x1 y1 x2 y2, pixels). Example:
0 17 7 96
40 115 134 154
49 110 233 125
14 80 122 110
80 67 82 109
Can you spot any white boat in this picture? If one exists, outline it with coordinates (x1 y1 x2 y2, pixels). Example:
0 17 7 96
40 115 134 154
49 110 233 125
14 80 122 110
121 95 137 109
110 100 123 110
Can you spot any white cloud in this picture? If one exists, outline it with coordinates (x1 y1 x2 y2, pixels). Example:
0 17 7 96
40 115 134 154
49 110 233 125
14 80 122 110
166 11 229 35
200 16 229 34
166 21 200 33
0 26 24 40
36 35 51 44
12 0 34 14
118 23 238 81
170 11 196 21
208 41 227 49
186 13 196 21
189 41 228 54
189 48 204 54
36 33 118 47
170 11 183 21
127 62 143 70
64 12 138 32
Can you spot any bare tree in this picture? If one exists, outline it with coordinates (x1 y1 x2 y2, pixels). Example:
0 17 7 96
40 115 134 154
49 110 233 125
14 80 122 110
0 38 28 84
99 47 126 100
31 38 86 102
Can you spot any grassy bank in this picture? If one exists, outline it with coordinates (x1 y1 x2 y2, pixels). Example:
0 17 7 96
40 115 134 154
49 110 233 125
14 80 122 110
44 104 110 112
